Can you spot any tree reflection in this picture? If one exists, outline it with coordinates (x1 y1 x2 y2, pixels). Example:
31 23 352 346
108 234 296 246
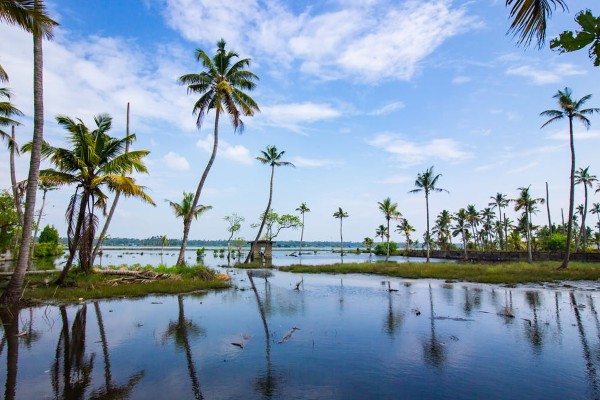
0 306 20 400
163 295 205 400
570 291 599 398
51 305 95 399
524 291 545 353
384 282 403 337
462 286 481 317
423 284 446 368
498 290 515 325
89 302 144 399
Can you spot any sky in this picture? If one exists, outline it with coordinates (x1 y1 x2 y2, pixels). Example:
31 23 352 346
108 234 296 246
1 0 599 244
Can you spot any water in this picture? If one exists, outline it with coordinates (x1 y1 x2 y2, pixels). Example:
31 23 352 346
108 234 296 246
1 267 599 399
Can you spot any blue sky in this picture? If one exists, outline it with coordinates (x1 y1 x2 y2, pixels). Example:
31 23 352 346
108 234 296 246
1 0 599 244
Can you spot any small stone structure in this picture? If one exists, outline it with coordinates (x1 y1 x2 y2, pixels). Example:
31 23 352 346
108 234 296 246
248 240 274 261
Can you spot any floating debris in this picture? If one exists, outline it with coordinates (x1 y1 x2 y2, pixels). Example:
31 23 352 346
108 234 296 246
279 327 300 344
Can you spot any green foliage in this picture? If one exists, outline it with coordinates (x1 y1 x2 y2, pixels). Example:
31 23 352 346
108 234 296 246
38 224 59 244
551 10 600 66
33 242 64 258
254 210 302 240
539 232 571 252
374 241 398 255
0 190 19 252
196 247 205 257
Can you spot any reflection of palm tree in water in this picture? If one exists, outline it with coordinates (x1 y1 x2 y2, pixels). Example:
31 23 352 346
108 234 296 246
423 284 446 367
570 291 600 398
163 295 205 400
555 292 563 343
247 271 278 398
524 291 544 353
89 302 144 399
0 306 20 400
384 282 403 337
51 305 95 399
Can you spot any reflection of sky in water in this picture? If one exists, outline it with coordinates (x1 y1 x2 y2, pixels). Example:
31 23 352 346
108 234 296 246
2 271 600 399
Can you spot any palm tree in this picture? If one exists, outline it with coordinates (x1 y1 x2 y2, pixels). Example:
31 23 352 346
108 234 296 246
160 235 168 265
452 208 470 261
465 205 480 250
166 192 212 251
378 197 400 262
246 146 294 263
574 166 597 252
409 166 449 262
177 38 259 266
39 114 155 284
590 202 600 239
333 207 349 256
1 89 24 226
395 218 415 253
375 224 388 243
505 0 568 47
433 209 452 251
513 186 544 263
541 87 599 269
363 237 374 256
1 0 58 305
489 193 509 250
480 207 496 250
296 202 310 255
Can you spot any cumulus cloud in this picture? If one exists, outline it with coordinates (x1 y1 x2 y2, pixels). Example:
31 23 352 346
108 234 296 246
259 102 341 133
163 152 190 170
196 135 253 165
367 133 471 166
506 63 586 85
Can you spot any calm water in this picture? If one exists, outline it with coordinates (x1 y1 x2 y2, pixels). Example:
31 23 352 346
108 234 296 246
1 267 600 399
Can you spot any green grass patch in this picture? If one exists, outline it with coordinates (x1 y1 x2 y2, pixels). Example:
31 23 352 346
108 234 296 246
11 264 230 303
278 261 600 284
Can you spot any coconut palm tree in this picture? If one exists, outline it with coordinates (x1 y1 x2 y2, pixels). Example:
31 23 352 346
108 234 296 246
1 0 58 304
506 0 568 48
296 202 310 255
333 207 349 256
166 192 212 249
177 38 259 266
1 89 24 225
513 186 544 263
465 205 480 250
541 87 599 269
395 218 415 253
590 202 600 238
433 209 452 251
246 146 294 263
376 224 388 244
160 235 168 264
409 166 448 262
574 166 597 252
489 193 509 250
452 208 470 261
378 197 401 262
363 237 374 256
38 114 155 284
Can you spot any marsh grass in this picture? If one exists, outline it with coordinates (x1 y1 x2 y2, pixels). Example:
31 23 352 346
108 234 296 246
278 261 600 284
10 264 229 303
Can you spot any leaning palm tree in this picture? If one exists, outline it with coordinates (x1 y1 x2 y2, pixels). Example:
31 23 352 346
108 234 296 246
166 192 212 255
246 146 294 263
296 202 310 255
505 0 568 48
541 87 599 269
378 197 401 262
574 166 597 252
177 38 259 266
1 0 58 305
409 166 449 262
38 114 155 284
489 193 509 250
333 207 349 256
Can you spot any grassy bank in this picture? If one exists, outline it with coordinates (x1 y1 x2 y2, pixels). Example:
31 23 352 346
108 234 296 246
278 261 600 284
1 265 230 303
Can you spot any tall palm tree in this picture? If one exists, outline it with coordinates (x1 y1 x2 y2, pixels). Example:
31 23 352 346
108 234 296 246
541 87 599 269
177 38 259 266
409 166 448 262
452 208 470 261
39 114 155 283
489 193 509 250
505 0 568 47
333 207 349 256
246 146 294 263
166 192 212 249
574 166 597 252
296 202 310 255
375 224 388 243
513 186 544 263
1 0 58 305
395 218 415 253
378 197 400 262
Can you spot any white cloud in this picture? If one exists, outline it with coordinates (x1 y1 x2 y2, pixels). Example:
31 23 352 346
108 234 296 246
160 0 478 82
547 128 600 141
163 152 190 170
506 63 586 85
367 133 471 166
259 102 341 133
290 156 341 168
452 76 471 84
196 135 253 165
369 101 405 116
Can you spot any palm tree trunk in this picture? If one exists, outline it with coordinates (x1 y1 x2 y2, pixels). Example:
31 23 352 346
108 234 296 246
55 192 89 285
580 185 589 252
546 182 552 234
10 126 23 227
28 186 49 269
1 13 44 304
0 306 19 400
560 117 575 269
527 211 533 263
425 193 430 262
340 218 344 256
177 111 221 266
299 213 304 255
503 212 508 251
385 218 390 262
92 102 131 265
245 164 275 263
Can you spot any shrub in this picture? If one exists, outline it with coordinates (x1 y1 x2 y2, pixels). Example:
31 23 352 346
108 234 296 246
39 225 60 244
374 241 398 255
539 233 568 252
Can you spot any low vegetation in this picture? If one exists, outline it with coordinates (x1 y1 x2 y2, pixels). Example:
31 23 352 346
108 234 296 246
279 261 600 284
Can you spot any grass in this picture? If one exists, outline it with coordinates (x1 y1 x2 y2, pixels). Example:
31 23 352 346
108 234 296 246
4 264 230 303
278 261 600 284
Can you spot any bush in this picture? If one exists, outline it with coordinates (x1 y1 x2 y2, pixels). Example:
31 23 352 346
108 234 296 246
39 225 60 244
374 241 398 255
540 233 567 252
33 242 64 258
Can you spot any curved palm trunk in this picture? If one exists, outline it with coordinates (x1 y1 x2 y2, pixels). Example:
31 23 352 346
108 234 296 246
245 164 275 263
546 182 552 234
425 193 430 263
560 117 575 269
1 16 44 304
10 127 23 227
177 112 221 266
55 192 89 285
92 103 131 265
385 218 390 262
